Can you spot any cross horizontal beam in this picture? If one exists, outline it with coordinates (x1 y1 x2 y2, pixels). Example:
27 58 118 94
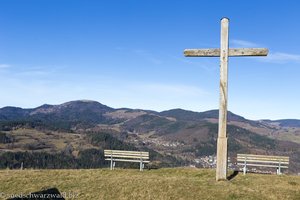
184 48 268 57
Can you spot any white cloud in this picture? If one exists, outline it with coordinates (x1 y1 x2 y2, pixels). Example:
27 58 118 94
106 82 213 112
231 40 300 64
231 39 261 48
16 69 51 76
13 65 68 78
169 54 218 72
0 64 11 69
0 70 212 112
134 49 163 65
137 83 206 97
258 52 300 64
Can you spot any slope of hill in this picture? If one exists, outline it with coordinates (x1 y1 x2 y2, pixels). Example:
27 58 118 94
1 168 300 200
273 119 300 127
0 107 32 120
160 109 248 122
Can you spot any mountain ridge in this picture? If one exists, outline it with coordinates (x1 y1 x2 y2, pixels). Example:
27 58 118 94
1 100 300 172
1 100 299 123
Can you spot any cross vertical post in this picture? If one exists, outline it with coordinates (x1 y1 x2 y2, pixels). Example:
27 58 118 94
216 17 229 181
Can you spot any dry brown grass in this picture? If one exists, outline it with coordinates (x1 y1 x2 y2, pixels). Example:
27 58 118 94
0 168 300 200
0 128 93 153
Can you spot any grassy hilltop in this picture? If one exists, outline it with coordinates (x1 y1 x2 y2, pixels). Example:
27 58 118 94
0 168 300 200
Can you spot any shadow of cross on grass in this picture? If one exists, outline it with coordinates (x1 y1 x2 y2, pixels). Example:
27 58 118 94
227 170 239 181
7 188 65 200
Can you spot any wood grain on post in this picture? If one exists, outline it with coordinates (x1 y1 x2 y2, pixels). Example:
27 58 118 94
184 48 268 57
216 17 229 181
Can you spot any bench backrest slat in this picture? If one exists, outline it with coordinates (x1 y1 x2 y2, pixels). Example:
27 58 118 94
245 163 289 168
105 150 148 156
237 154 289 160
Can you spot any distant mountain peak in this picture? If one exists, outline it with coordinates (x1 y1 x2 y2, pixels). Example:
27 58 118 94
77 99 99 103
59 100 112 110
62 100 100 104
30 100 113 115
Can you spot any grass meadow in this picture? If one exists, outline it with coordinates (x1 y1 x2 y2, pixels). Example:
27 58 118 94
0 168 300 200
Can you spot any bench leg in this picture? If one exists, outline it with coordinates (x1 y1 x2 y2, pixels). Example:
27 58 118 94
243 165 246 175
277 167 281 175
140 161 143 171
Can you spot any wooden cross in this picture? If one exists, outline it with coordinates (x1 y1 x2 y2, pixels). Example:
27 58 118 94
184 18 268 181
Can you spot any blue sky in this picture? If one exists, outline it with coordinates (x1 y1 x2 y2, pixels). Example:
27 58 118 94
0 0 300 120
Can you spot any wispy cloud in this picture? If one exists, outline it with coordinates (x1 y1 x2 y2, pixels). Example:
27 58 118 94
258 52 300 64
16 69 52 76
112 82 211 111
0 64 11 69
231 39 261 48
138 83 207 97
14 65 68 77
134 49 163 65
169 55 218 72
231 40 300 64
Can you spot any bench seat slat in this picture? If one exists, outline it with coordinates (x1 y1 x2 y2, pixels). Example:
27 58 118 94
105 154 149 157
238 163 289 168
237 161 289 166
237 155 289 159
105 155 149 159
238 153 289 157
237 160 289 165
238 156 289 159
105 158 150 163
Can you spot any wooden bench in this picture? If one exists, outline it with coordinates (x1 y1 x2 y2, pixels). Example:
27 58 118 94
104 150 150 171
237 154 289 175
